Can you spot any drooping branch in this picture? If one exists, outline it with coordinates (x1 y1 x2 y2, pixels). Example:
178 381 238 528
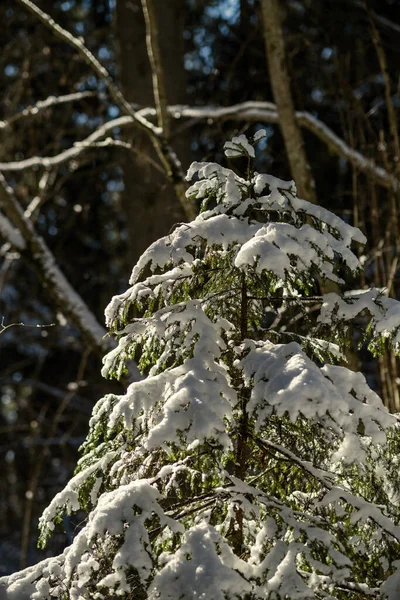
171 103 398 191
295 109 397 190
0 172 111 355
16 0 197 220
136 103 397 190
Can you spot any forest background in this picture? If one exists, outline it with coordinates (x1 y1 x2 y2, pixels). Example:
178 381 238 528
1 0 400 577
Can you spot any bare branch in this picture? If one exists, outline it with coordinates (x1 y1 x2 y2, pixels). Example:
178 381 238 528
0 91 96 131
0 116 133 171
368 8 400 35
0 102 397 193
141 0 170 137
0 171 111 354
16 0 143 126
24 170 55 220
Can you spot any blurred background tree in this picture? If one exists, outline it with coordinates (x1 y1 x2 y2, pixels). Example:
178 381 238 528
1 0 400 575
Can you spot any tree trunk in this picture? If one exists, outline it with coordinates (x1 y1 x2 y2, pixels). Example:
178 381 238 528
115 0 188 268
260 0 317 204
260 0 361 372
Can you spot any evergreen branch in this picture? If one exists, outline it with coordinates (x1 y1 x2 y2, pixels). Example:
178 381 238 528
298 569 379 597
253 435 336 490
254 435 400 541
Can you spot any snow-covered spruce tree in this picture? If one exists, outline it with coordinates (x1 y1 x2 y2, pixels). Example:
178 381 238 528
4 132 400 600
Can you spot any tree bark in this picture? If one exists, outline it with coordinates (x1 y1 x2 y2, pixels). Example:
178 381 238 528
260 0 317 204
115 0 189 268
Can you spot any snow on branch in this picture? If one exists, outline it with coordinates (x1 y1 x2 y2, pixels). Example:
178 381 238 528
164 102 398 192
0 172 111 355
319 289 400 352
0 91 96 131
254 435 400 543
0 117 133 171
0 213 26 251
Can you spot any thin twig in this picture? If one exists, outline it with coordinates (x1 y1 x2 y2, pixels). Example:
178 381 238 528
0 316 54 334
19 348 91 568
0 117 134 171
141 0 170 137
0 91 96 130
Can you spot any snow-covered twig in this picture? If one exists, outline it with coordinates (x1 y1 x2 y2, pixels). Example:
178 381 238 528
0 91 96 130
0 316 54 334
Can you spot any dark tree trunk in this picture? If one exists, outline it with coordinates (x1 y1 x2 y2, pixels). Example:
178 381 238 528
115 0 189 269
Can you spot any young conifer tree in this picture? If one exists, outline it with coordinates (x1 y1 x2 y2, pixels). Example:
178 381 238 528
4 133 400 599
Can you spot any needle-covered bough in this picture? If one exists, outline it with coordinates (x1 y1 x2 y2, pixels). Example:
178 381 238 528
3 132 400 599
